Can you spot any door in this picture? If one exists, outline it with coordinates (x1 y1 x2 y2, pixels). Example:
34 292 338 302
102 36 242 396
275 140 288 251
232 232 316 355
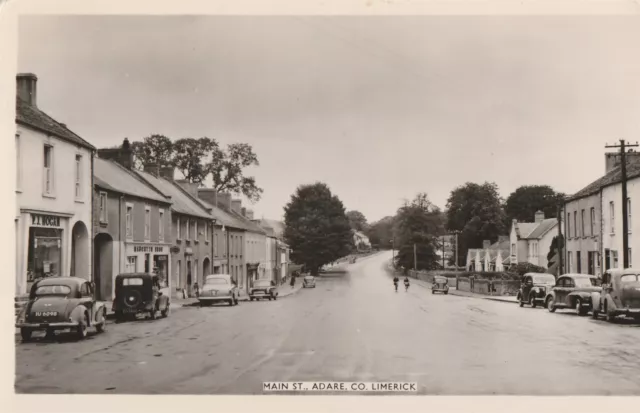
588 252 595 275
605 249 611 270
144 253 150 273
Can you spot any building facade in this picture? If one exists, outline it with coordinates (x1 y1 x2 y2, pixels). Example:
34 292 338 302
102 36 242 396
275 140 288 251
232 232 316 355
137 167 215 298
564 192 602 276
510 212 558 268
15 73 95 295
93 146 173 300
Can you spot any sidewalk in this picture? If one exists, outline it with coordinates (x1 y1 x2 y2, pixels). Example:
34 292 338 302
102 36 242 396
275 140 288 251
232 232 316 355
448 287 518 304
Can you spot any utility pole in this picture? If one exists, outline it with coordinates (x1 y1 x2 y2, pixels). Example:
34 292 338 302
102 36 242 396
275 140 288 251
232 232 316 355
454 230 460 269
413 243 417 271
557 201 564 276
605 139 639 268
391 239 395 267
442 235 446 269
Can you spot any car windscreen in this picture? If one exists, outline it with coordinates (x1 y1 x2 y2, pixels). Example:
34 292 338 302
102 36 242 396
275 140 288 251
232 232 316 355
574 278 596 287
533 275 555 284
123 278 144 286
254 281 271 287
35 285 71 296
621 274 640 283
435 277 447 283
205 279 228 285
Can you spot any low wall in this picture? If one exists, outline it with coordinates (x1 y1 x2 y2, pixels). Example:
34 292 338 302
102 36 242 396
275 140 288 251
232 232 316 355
455 276 519 296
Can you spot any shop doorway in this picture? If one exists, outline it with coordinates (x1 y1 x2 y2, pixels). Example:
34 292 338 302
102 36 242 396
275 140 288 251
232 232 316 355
71 221 89 280
93 233 113 301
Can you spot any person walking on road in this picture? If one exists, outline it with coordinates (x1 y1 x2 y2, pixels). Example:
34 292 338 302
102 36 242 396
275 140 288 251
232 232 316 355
404 276 410 292
393 276 399 292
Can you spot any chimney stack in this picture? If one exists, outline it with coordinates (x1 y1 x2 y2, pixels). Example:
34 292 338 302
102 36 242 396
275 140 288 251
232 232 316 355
231 199 242 215
535 210 545 224
217 193 232 210
159 166 175 181
197 188 218 207
245 209 254 220
143 163 160 177
482 240 491 249
241 207 247 217
98 138 134 170
176 180 199 198
16 73 38 107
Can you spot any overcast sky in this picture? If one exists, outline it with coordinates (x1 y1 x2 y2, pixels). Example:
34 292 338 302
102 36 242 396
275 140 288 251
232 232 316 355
18 15 640 222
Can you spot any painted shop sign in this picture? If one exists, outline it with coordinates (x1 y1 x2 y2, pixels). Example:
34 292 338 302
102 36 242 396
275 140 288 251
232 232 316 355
127 244 168 254
31 214 62 228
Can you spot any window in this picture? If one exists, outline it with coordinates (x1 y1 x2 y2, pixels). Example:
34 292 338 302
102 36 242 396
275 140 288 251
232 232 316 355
610 201 615 234
205 222 209 242
629 248 633 268
144 206 151 240
126 256 137 273
99 192 108 223
126 204 133 239
27 227 62 281
43 144 54 195
628 198 632 234
214 231 219 256
590 207 596 236
75 154 82 199
567 213 572 239
194 220 198 241
611 250 619 268
511 243 515 257
177 217 181 239
576 251 582 273
574 211 578 238
186 219 191 240
568 251 573 272
159 209 165 241
16 134 21 190
581 209 585 238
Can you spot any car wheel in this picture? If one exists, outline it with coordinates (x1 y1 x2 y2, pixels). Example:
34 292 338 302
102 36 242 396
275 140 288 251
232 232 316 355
575 298 584 316
150 308 157 320
76 313 88 340
530 295 537 308
431 290 435 295
605 302 616 323
235 296 239 305
591 304 599 319
20 328 33 342
518 294 524 307
96 309 107 333
445 291 448 295
546 297 556 313
161 304 170 318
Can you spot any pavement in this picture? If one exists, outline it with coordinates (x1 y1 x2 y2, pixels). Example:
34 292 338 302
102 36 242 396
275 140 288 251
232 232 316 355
15 251 640 395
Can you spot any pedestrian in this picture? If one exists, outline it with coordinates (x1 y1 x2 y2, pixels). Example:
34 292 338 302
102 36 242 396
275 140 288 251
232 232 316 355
194 281 200 298
290 272 296 288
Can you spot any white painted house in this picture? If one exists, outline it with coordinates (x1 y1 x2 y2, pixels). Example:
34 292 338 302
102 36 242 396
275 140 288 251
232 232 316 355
509 211 558 269
353 230 371 250
15 73 95 295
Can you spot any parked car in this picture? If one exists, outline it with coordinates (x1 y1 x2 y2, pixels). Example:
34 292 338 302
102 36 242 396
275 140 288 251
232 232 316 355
545 274 601 315
113 273 170 321
303 275 316 288
432 276 449 294
250 279 278 301
591 269 640 322
517 273 556 308
198 274 239 306
15 277 107 341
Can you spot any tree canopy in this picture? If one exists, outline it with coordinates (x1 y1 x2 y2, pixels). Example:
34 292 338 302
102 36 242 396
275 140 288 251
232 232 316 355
283 183 353 275
393 193 444 271
130 135 263 202
346 210 368 232
365 216 395 249
505 185 566 223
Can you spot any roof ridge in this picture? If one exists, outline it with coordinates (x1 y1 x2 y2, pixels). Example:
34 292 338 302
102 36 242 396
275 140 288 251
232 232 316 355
105 159 172 203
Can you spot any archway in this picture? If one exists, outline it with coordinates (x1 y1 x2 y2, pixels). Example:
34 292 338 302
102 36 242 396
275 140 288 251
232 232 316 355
70 221 90 280
94 233 114 301
203 257 211 277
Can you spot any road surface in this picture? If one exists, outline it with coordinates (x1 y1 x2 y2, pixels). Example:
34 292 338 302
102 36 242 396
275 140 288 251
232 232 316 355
15 252 640 395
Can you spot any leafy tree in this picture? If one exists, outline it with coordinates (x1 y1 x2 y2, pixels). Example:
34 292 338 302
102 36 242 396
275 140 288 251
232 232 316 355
365 216 395 249
508 262 547 276
209 143 264 202
172 137 218 184
284 183 353 275
346 210 368 232
446 182 507 266
547 235 564 263
505 185 566 223
393 193 444 271
131 134 174 169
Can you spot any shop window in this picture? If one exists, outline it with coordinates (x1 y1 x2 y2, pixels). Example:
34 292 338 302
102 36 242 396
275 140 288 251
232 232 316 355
126 256 137 273
27 227 62 282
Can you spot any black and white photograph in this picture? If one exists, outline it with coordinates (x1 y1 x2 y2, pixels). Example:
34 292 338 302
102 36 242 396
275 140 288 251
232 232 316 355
3 0 640 411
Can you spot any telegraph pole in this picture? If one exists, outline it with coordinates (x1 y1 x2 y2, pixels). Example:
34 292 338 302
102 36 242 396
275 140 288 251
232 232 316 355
441 235 446 269
605 139 639 268
413 243 417 271
390 239 395 267
557 200 564 276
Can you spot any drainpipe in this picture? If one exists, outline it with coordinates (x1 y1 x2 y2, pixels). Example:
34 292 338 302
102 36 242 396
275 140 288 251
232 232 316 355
91 151 95 283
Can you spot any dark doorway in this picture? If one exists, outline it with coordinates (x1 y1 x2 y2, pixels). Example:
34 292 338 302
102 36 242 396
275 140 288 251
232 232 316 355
93 233 113 301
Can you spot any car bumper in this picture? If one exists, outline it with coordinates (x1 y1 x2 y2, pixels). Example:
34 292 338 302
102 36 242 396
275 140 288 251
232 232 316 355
612 308 640 316
250 292 274 298
198 296 231 302
303 283 315 287
16 321 79 329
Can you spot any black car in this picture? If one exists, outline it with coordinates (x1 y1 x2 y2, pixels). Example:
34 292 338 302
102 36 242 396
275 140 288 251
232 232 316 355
517 273 556 308
249 279 278 301
112 273 170 321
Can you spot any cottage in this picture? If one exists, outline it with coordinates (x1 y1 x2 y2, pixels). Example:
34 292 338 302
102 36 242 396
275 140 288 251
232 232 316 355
509 211 558 269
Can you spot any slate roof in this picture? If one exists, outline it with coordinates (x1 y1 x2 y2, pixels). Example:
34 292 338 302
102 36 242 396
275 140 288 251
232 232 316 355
94 158 169 203
515 223 538 238
526 218 557 239
16 97 95 150
136 171 212 219
197 199 251 231
261 219 286 239
567 159 640 202
228 209 266 235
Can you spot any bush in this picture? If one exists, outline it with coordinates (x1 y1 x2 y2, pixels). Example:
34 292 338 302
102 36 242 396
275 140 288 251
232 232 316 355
508 262 547 276
452 271 521 281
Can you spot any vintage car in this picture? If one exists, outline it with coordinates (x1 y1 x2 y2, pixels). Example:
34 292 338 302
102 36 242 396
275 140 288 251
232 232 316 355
303 275 316 288
198 274 239 306
545 274 601 315
15 276 107 341
249 279 278 301
517 273 556 308
431 276 449 294
591 269 640 322
112 273 170 321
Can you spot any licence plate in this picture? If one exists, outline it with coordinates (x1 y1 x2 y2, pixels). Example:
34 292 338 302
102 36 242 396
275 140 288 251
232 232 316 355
35 311 58 317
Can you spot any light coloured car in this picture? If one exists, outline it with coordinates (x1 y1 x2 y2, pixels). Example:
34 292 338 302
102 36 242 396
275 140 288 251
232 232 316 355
592 269 640 322
303 275 316 288
198 274 239 306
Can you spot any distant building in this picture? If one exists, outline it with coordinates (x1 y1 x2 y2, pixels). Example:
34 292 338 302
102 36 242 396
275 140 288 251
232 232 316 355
353 230 371 251
466 236 510 272
510 211 558 269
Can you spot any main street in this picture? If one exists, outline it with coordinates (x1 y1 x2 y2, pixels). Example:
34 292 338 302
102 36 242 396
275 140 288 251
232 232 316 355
15 252 640 395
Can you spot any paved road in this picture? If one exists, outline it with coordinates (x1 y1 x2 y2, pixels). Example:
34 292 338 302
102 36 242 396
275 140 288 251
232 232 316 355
15 252 640 395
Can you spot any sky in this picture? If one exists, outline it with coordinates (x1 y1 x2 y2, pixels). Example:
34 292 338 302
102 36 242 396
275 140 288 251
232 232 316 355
17 15 640 223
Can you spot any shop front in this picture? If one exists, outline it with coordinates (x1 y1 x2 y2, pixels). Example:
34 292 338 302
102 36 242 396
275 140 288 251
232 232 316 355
124 242 171 287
